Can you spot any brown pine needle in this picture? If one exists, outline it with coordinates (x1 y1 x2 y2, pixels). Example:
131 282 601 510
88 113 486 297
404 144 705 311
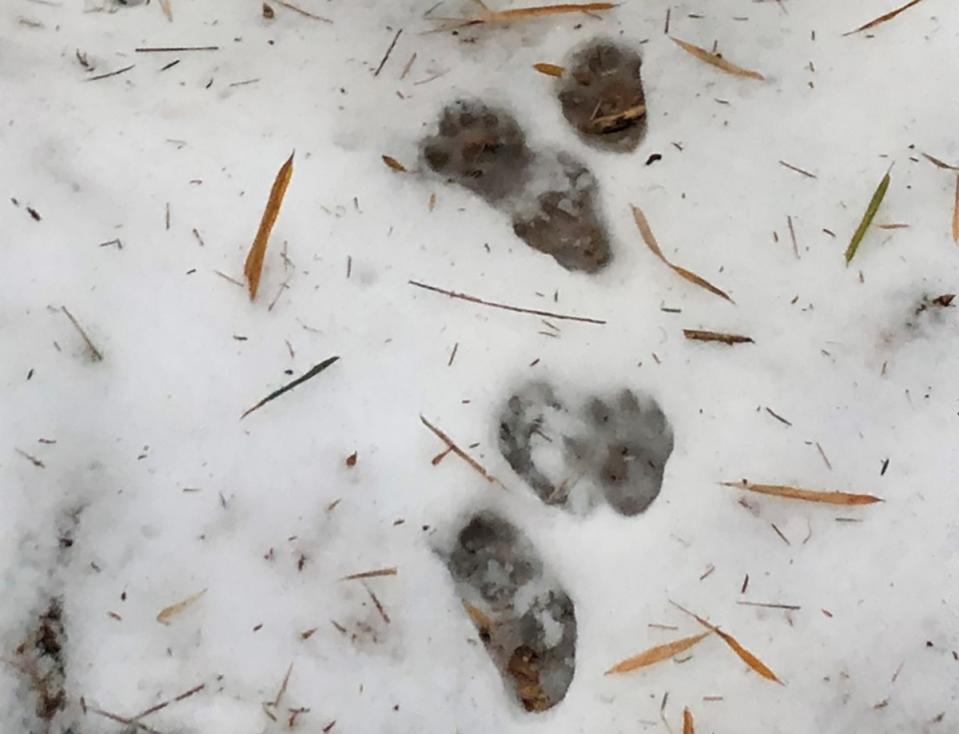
245 152 294 300
382 154 407 172
592 104 646 133
632 205 732 302
156 589 206 625
273 0 333 22
605 631 712 675
533 62 565 77
922 152 959 171
670 37 764 80
408 279 606 324
669 601 783 685
952 175 959 243
61 306 104 361
341 567 397 581
683 329 752 345
463 602 494 634
241 356 339 419
420 415 503 485
439 2 616 28
722 480 883 505
843 0 924 36
683 707 695 734
844 169 890 264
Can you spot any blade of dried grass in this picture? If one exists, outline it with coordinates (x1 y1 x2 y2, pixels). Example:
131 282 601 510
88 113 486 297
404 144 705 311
156 589 206 625
591 104 646 133
683 707 695 734
844 170 890 264
721 480 883 505
382 155 407 172
670 37 764 80
843 0 924 36
631 205 732 302
670 602 782 684
341 567 397 581
605 631 711 674
245 152 294 300
533 62 565 77
241 356 339 419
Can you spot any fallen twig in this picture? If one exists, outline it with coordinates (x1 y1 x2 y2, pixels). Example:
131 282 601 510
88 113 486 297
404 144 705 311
373 28 403 76
420 415 503 486
683 329 752 345
87 64 135 82
61 306 103 361
409 280 606 324
273 0 333 22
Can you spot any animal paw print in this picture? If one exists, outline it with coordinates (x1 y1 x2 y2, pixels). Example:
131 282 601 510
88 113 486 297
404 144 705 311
499 381 674 516
440 380 672 713
557 39 647 152
428 35 660 715
421 99 611 273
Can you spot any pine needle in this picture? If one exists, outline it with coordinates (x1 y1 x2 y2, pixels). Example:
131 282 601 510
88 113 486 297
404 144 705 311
156 589 206 625
844 169 891 264
631 205 733 302
244 152 294 300
683 707 695 734
722 480 883 505
921 152 959 171
240 356 340 419
382 155 407 172
843 0 924 36
432 2 616 30
605 632 712 675
533 62 565 77
341 567 398 581
670 37 764 80
670 602 783 685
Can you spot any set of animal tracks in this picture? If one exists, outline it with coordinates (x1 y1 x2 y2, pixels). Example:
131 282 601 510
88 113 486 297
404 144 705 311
421 39 645 273
420 38 667 710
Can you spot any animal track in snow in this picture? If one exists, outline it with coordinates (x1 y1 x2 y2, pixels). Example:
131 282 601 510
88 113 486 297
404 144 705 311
421 99 611 273
445 510 576 712
557 40 647 153
498 381 674 516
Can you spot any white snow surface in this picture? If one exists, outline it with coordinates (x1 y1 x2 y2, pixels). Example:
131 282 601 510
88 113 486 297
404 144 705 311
3 1 959 733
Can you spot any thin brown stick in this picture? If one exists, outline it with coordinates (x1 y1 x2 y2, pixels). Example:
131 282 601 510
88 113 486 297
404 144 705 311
737 601 801 611
364 585 391 624
409 280 606 324
341 567 397 581
779 160 817 179
135 46 219 52
420 415 503 486
61 306 103 361
132 683 205 721
273 0 333 22
683 329 753 345
87 64 135 82
843 0 924 36
373 29 402 76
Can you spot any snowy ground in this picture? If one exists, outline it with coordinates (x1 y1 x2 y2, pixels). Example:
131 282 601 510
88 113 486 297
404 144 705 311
3 0 959 732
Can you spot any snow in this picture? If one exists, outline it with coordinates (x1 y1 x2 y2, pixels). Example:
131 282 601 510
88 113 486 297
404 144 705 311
3 0 959 732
